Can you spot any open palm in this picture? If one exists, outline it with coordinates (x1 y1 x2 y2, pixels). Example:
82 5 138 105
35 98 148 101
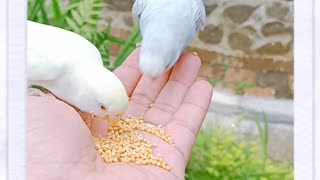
27 48 213 180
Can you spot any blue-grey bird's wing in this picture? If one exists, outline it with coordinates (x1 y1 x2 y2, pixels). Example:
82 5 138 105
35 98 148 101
192 0 207 31
132 0 149 18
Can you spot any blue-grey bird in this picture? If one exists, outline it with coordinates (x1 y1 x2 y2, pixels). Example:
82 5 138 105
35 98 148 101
132 0 206 77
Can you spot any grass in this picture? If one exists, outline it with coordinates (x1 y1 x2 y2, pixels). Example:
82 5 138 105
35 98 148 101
185 114 294 180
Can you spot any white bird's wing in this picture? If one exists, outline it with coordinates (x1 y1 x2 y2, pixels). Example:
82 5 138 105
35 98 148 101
27 21 103 84
192 0 207 31
27 48 67 82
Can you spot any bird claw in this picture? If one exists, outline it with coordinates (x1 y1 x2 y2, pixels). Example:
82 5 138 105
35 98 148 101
27 88 46 97
136 42 142 48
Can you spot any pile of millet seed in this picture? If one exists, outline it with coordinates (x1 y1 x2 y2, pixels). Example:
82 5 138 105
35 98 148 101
92 115 174 171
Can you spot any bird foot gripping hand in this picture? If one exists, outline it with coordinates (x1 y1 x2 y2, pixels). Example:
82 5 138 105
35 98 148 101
136 41 142 47
27 87 52 97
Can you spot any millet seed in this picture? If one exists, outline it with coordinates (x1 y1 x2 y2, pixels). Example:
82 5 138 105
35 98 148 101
92 116 174 172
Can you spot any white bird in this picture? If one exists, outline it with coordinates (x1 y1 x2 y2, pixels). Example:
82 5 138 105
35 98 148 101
27 20 128 118
132 0 206 77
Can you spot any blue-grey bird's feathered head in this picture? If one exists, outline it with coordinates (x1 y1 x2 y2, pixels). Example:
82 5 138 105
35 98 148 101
132 0 206 78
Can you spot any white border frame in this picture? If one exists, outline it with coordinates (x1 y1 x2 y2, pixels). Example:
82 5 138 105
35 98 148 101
314 0 319 178
294 0 316 178
0 0 8 179
0 0 318 179
6 0 27 180
294 0 316 180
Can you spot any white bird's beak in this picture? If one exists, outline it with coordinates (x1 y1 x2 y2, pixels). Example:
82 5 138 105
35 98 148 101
105 114 122 127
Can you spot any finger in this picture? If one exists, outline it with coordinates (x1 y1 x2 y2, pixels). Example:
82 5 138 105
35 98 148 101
144 53 201 125
165 80 213 165
124 70 171 117
113 48 142 96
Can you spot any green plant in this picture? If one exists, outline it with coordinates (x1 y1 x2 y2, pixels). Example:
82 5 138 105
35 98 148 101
222 63 230 72
236 81 256 95
28 0 141 70
185 115 293 180
113 26 142 70
208 77 222 87
210 59 219 66
64 0 105 38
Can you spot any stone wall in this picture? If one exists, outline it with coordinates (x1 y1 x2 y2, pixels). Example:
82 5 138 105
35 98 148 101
196 0 293 60
99 0 294 99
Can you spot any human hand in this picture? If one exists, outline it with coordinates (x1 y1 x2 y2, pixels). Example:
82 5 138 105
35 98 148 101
27 48 213 180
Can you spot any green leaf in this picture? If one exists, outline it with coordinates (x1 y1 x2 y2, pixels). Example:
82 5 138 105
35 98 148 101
78 2 87 18
64 3 81 13
52 0 63 27
90 10 102 16
69 0 82 3
262 113 269 170
39 4 49 24
92 2 106 8
85 19 98 25
65 17 80 33
114 26 142 68
106 19 112 33
28 0 46 20
71 10 84 25
62 0 105 37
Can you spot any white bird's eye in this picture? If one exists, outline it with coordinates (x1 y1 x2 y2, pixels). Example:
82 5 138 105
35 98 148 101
100 105 106 111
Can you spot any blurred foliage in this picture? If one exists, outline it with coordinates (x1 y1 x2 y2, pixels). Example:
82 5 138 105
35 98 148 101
236 81 256 95
210 59 219 66
208 77 222 87
27 0 142 70
185 115 293 180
